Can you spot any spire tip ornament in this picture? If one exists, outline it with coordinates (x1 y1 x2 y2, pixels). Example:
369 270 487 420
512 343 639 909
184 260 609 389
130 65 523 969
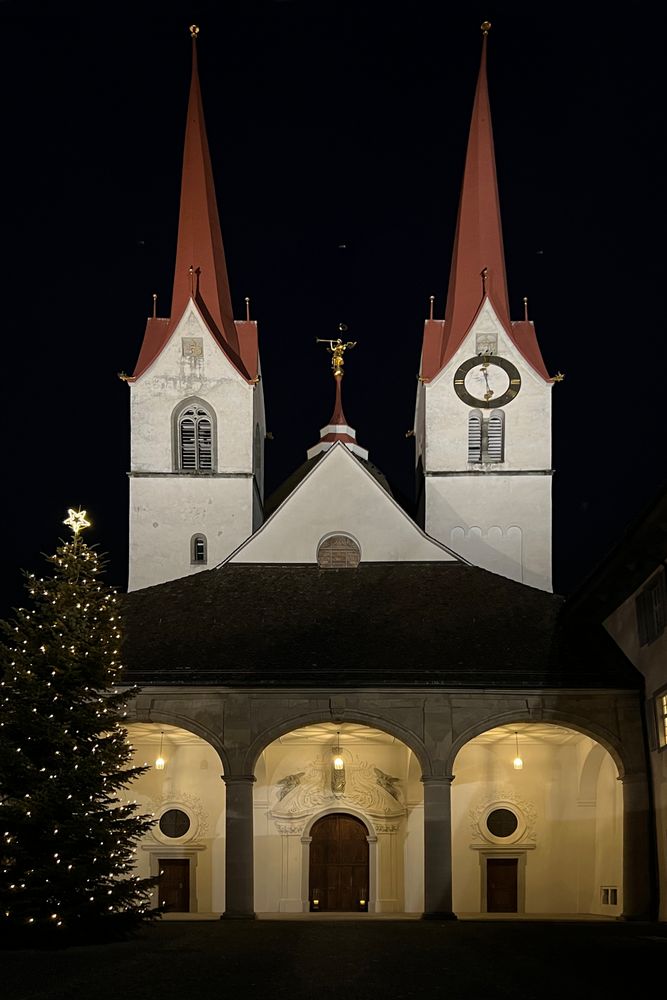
481 20 492 35
315 327 357 378
189 24 200 39
63 508 91 537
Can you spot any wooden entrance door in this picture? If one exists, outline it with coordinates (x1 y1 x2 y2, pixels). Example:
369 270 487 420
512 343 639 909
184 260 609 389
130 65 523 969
309 814 369 911
159 858 190 912
486 858 518 912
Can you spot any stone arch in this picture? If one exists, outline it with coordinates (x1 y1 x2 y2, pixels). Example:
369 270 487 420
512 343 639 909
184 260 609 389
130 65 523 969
447 711 626 777
579 742 608 802
303 805 376 839
124 706 229 773
244 709 433 777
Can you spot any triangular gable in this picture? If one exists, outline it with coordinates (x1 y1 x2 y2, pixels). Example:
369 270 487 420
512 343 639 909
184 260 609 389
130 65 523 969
224 442 461 565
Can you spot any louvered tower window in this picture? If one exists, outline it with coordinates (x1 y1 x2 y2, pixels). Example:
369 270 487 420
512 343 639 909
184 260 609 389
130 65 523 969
468 411 482 462
178 405 213 471
487 411 505 463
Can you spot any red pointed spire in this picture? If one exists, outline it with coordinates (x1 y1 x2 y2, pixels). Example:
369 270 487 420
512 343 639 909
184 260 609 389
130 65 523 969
307 340 368 461
130 28 260 382
420 25 551 383
443 27 510 356
171 29 239 355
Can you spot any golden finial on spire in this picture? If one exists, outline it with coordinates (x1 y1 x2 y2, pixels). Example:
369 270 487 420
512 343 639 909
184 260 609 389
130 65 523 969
63 508 91 537
152 292 157 319
245 296 251 321
523 296 529 321
429 295 435 320
190 24 200 39
315 324 357 378
189 265 195 297
481 21 492 35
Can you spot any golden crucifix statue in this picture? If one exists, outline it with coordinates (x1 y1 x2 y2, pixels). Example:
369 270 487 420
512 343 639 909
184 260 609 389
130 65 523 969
316 325 357 378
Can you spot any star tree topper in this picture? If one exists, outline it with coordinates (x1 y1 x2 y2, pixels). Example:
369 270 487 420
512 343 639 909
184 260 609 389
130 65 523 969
63 507 91 536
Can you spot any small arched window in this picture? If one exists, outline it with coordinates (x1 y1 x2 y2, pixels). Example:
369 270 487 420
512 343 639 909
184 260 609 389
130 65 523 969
317 534 361 569
487 411 505 463
178 404 213 471
468 410 482 462
191 534 207 565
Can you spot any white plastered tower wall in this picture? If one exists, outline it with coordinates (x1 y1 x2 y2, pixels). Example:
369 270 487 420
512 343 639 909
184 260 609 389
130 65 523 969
416 299 553 591
128 299 265 591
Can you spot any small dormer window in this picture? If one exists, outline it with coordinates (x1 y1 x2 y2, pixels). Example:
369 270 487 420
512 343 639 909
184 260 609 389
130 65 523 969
191 534 207 565
317 534 361 569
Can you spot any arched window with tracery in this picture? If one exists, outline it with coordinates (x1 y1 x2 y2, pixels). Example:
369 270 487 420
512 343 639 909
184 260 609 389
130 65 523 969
317 534 361 569
176 402 214 471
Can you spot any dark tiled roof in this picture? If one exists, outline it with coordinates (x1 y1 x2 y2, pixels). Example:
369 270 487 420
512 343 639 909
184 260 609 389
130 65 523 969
121 563 639 690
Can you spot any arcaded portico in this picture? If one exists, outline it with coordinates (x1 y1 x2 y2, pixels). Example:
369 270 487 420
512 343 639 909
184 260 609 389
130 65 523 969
124 687 651 920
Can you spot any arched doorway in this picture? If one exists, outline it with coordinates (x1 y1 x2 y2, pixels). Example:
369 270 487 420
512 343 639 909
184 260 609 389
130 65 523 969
253 721 420 913
309 814 369 912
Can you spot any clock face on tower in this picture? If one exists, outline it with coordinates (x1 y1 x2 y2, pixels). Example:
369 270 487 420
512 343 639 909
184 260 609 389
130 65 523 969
453 355 522 408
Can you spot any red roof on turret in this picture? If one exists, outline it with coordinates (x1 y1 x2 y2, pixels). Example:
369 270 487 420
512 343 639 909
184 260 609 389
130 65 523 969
130 33 257 383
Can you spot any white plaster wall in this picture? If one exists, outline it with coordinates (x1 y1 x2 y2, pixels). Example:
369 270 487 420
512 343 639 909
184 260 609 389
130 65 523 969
427 474 552 590
231 443 455 565
130 303 256 474
451 735 622 915
420 302 553 591
424 302 552 474
126 728 226 914
128 475 253 591
128 302 262 590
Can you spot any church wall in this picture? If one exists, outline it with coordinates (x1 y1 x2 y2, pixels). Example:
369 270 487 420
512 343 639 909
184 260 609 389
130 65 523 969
231 445 454 564
451 738 622 914
128 476 253 590
126 730 227 913
130 306 255 475
254 738 417 913
425 474 552 589
419 303 553 591
423 305 552 475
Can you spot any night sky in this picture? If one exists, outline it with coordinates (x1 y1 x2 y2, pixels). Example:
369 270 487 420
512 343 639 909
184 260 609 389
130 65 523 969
1 3 663 612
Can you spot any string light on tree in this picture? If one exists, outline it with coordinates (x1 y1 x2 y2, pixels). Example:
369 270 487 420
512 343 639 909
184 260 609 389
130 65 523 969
0 508 158 942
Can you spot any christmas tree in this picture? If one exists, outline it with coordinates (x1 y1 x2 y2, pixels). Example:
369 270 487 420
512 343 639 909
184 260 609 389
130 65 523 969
0 509 156 943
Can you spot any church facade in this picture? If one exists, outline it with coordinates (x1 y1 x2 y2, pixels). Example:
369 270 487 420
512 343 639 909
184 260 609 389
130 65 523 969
121 27 653 920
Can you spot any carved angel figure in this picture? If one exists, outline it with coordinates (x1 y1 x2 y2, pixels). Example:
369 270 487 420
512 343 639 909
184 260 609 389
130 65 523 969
373 767 401 800
276 771 305 801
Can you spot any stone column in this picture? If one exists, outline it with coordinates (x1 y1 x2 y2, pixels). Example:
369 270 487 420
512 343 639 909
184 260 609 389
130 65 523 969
620 771 652 920
221 775 256 919
421 774 457 920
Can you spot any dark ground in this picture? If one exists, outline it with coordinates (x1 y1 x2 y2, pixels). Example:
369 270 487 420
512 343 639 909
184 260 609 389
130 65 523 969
3 919 666 1000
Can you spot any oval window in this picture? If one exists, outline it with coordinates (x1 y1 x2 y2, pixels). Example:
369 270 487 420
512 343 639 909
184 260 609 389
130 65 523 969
317 534 361 569
486 808 518 838
159 808 191 839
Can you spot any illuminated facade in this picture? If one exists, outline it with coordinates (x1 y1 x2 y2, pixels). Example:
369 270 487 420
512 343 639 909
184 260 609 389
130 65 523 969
120 28 653 920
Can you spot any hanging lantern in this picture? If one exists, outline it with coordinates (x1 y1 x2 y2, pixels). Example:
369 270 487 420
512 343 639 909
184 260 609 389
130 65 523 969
155 731 166 770
512 730 523 770
331 731 345 794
